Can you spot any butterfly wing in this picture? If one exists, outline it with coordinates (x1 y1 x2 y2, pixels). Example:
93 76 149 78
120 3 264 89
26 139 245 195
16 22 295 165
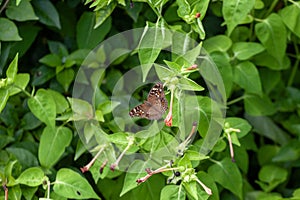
146 83 168 119
129 101 152 118
129 83 168 120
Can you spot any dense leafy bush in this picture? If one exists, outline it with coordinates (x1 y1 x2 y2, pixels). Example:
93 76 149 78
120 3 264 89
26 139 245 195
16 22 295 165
0 0 300 199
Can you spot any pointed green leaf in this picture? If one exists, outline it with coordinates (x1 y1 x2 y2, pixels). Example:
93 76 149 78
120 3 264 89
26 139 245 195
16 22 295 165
39 126 72 168
95 3 116 28
56 68 75 92
208 157 243 199
223 0 255 35
232 42 265 60
0 18 22 41
54 168 99 199
9 73 30 96
255 14 287 63
16 167 44 187
31 0 61 29
244 94 276 116
28 89 56 128
256 165 288 192
252 51 290 70
245 115 290 145
138 21 166 82
120 160 148 196
6 0 38 21
234 61 262 96
279 3 300 38
68 97 94 121
47 89 69 114
203 35 232 53
8 185 22 200
6 53 18 83
160 185 186 200
77 12 111 49
39 54 62 67
182 181 198 200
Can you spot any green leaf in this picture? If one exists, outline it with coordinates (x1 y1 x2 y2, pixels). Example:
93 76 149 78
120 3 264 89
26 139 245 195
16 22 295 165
279 3 300 38
56 68 75 92
21 112 42 130
67 49 90 65
160 185 186 200
256 165 288 192
47 89 69 114
203 35 232 53
225 117 252 138
232 42 265 60
208 157 243 199
234 146 249 173
245 115 290 145
244 94 276 116
125 2 143 22
230 26 250 42
185 150 209 161
257 145 280 165
31 65 56 86
95 2 116 28
120 160 148 196
68 97 94 121
39 126 72 168
197 171 219 200
174 43 202 67
8 185 22 200
222 0 255 35
31 0 61 29
28 89 56 128
210 52 233 98
272 140 300 162
138 21 166 82
0 18 22 41
54 168 99 199
259 68 281 94
16 167 44 187
234 61 263 96
154 64 176 80
252 51 290 70
8 73 30 96
21 185 38 200
39 54 62 67
6 53 18 84
178 77 204 91
176 0 190 17
48 40 68 57
6 147 39 169
6 0 38 21
255 14 287 63
0 135 14 150
182 181 198 200
76 12 111 49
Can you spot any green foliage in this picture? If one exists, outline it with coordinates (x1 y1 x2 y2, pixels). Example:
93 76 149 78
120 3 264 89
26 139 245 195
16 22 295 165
0 0 300 199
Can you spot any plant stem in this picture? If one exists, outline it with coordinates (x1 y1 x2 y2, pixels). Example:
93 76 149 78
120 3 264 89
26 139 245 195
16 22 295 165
287 41 300 86
265 0 279 17
227 95 245 105
0 0 10 14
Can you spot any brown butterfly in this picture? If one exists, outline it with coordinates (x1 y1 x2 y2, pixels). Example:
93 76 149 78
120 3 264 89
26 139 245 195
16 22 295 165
129 83 168 120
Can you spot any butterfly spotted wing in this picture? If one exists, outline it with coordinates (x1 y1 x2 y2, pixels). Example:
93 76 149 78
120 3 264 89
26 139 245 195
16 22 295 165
129 83 168 120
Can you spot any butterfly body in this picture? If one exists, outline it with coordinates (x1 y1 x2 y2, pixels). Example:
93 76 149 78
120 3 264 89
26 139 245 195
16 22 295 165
129 83 168 120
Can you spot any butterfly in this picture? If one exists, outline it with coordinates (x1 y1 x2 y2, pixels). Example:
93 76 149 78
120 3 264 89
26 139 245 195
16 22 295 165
129 83 168 120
